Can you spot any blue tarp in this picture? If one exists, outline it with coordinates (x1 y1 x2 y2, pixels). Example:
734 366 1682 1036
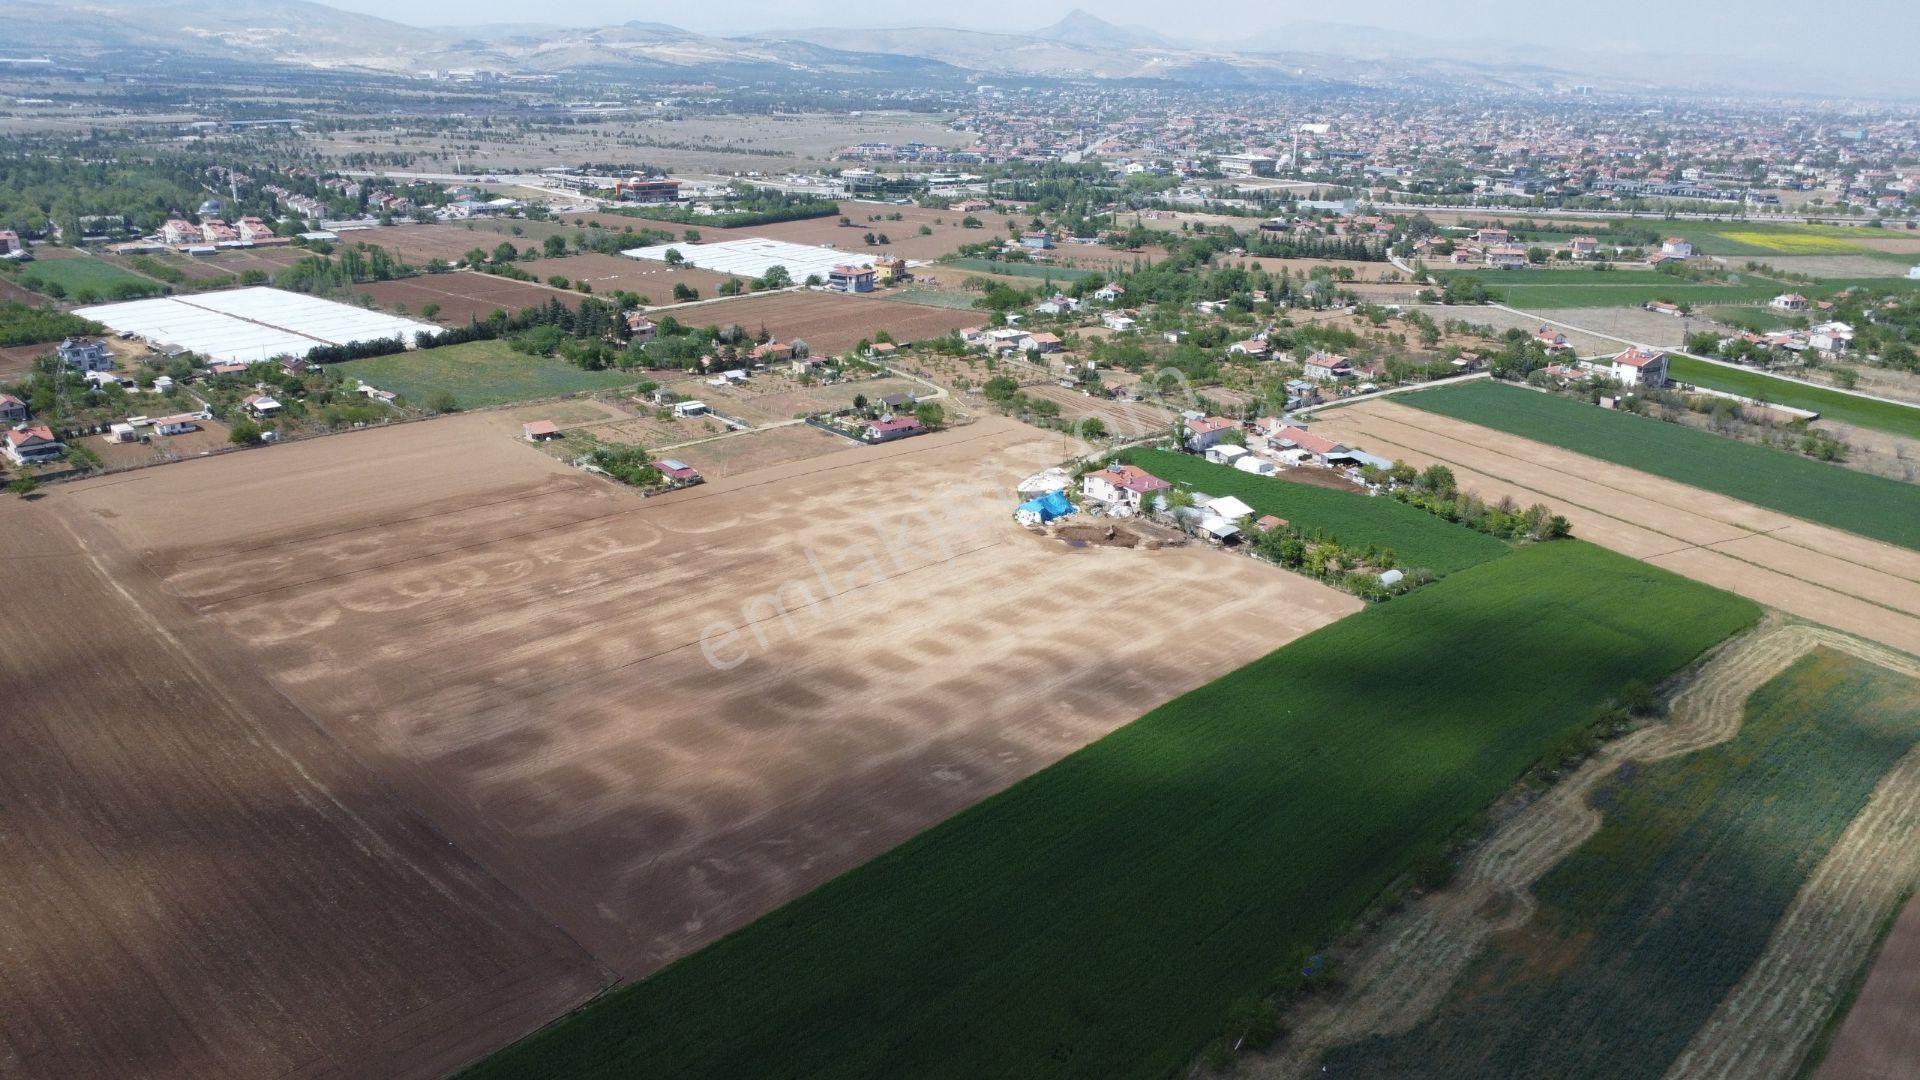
1016 490 1075 522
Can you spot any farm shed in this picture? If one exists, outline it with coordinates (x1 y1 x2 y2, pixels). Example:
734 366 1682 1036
1206 444 1249 466
523 421 560 442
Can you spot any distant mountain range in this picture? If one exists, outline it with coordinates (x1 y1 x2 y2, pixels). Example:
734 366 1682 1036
2 1 1910 99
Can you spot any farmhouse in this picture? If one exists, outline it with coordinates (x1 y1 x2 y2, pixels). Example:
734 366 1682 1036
674 400 711 418
1228 339 1269 359
863 415 922 443
243 393 282 417
1094 283 1126 302
1533 328 1572 353
1604 347 1669 388
1020 232 1054 250
1102 313 1137 332
1661 237 1694 258
0 393 27 423
1485 245 1530 270
626 314 657 341
1265 424 1348 465
3 423 62 465
1771 293 1810 312
750 340 794 363
1302 351 1354 381
1810 321 1854 354
151 412 203 436
827 264 876 293
1021 332 1063 354
1568 236 1601 259
523 420 561 442
0 230 22 257
1183 415 1238 451
1080 461 1169 515
58 338 112 372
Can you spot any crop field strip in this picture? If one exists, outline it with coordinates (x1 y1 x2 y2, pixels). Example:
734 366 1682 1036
1311 399 1920 657
1666 355 1920 441
1317 628 1920 1079
465 541 1758 1080
1118 448 1511 576
1400 380 1920 551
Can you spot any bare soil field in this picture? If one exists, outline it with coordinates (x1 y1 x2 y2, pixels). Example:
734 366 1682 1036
0 341 51 379
677 289 979 355
1821 893 1920 1079
0 274 44 303
666 421 857 477
720 201 987 263
354 224 542 264
356 272 564 323
58 413 1358 988
1313 399 1920 657
530 253 732 299
0 495 606 1080
1419 303 1688 352
1022 383 1180 440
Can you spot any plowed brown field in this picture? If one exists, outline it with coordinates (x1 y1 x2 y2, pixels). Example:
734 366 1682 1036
0 496 606 1080
670 290 978 355
24 412 1356 1073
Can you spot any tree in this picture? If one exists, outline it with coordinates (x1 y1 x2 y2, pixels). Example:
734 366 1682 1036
542 234 568 257
1419 463 1456 496
672 283 698 302
228 419 263 445
962 215 983 229
8 475 38 498
853 393 869 410
421 303 441 320
863 232 877 246
1079 416 1108 440
683 229 701 242
663 248 685 268
492 241 518 264
914 400 946 429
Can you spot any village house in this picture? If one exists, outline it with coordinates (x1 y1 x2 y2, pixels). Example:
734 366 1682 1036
750 340 794 364
58 338 112 372
1603 347 1669 388
790 354 828 377
1485 244 1530 270
1183 414 1237 451
625 313 657 341
1020 332 1063 354
151 412 203 436
0 393 25 423
1810 321 1854 354
1033 294 1079 316
1533 327 1572 353
1770 292 1810 312
863 415 922 443
1263 423 1348 466
1475 228 1511 245
1093 282 1126 303
872 256 911 284
243 393 282 417
3 423 62 465
826 264 876 293
1661 237 1694 258
1644 300 1684 317
1080 461 1169 515
199 219 240 244
0 230 22 257
1302 351 1354 381
1568 236 1601 259
1019 232 1054 250
1228 339 1269 359
1101 312 1137 332
236 217 276 243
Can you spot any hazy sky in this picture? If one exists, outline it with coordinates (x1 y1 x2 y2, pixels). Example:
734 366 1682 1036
323 0 1916 50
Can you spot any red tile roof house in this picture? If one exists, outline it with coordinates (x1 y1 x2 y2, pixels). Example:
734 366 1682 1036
523 420 561 441
0 393 27 424
863 415 922 443
1080 462 1170 515
1604 347 1669 389
1302 352 1354 381
4 423 63 465
1268 425 1348 465
1183 415 1237 451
